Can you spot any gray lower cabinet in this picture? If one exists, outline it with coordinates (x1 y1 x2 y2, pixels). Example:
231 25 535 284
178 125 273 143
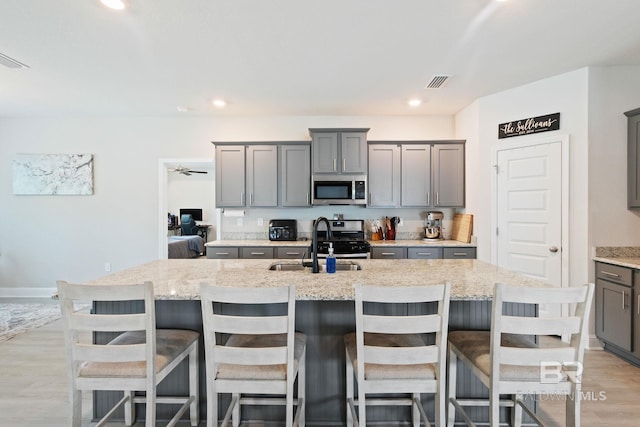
595 262 633 352
407 247 442 259
240 247 274 259
275 246 310 259
206 247 239 259
635 270 640 359
371 247 407 259
443 247 476 259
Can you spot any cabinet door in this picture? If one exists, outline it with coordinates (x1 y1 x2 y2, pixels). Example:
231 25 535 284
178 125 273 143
371 247 407 259
368 144 400 207
240 247 274 259
626 108 640 208
596 278 632 351
246 145 278 207
312 132 339 173
407 247 442 259
432 144 465 207
215 145 245 207
401 144 431 206
443 247 476 259
206 247 239 259
281 145 311 207
276 247 309 259
341 132 367 174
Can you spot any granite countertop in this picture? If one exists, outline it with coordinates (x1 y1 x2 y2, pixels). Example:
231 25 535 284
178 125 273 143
206 239 476 248
593 247 640 269
88 258 547 301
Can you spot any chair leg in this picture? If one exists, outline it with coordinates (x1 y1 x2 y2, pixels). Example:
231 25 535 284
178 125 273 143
298 349 306 427
345 349 354 427
412 393 420 427
286 376 294 427
511 393 523 427
489 385 500 427
447 349 457 427
232 392 240 427
124 390 135 426
358 386 366 427
146 384 156 427
435 387 445 427
189 343 200 426
70 387 82 427
567 384 580 427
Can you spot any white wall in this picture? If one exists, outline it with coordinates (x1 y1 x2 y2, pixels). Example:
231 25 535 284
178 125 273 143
0 115 454 290
588 66 640 252
456 68 590 290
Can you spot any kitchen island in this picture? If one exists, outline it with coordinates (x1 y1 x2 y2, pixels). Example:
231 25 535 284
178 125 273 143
88 258 548 425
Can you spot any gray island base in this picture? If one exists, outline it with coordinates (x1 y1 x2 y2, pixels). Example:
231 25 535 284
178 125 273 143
89 259 545 425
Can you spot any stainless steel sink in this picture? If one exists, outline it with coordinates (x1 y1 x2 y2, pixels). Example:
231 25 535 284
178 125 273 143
268 262 362 271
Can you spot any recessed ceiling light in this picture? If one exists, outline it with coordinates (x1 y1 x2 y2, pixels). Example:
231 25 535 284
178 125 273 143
100 0 126 10
408 99 422 107
176 106 189 113
212 99 227 108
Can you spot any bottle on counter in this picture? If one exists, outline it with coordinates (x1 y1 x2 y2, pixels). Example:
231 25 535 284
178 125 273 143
326 243 336 274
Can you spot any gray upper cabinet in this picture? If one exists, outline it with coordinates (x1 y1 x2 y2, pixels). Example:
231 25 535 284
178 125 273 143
215 145 246 207
368 141 465 208
310 128 368 174
246 145 278 207
401 144 431 206
626 107 640 209
280 145 311 207
432 143 465 207
368 144 400 207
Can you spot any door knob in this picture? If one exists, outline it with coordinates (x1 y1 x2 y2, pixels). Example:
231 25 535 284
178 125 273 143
549 246 559 253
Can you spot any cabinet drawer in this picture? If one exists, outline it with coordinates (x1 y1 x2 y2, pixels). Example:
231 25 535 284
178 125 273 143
371 247 407 259
596 262 632 287
276 247 310 259
241 247 274 259
206 247 239 259
443 247 476 259
407 247 442 259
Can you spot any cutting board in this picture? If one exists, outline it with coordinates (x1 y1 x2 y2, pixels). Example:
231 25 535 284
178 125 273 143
451 214 473 243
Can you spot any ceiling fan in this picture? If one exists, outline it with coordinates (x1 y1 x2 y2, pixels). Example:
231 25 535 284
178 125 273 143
169 165 208 176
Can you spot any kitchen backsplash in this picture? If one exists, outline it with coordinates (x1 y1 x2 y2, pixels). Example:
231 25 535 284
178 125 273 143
595 247 640 258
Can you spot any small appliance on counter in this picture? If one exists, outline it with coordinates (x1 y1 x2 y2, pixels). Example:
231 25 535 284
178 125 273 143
423 211 444 240
269 219 297 241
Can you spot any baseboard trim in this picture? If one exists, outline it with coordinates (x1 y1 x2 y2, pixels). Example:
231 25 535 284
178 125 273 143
0 287 58 299
588 334 604 350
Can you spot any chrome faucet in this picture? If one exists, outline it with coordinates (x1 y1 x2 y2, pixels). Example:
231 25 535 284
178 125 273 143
312 216 332 273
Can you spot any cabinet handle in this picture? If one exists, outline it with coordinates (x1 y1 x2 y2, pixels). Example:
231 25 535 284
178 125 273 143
343 158 346 171
436 192 440 205
381 252 396 256
452 252 467 256
216 252 229 256
427 192 430 205
333 158 337 172
623 291 629 310
251 252 265 256
285 252 300 255
307 193 309 205
601 270 621 278
417 252 432 256
637 294 640 315
250 193 253 205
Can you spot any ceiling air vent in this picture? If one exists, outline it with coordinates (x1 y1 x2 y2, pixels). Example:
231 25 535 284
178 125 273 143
0 52 29 69
425 75 450 89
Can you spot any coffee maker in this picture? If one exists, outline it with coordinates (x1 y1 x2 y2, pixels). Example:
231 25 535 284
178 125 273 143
423 211 444 240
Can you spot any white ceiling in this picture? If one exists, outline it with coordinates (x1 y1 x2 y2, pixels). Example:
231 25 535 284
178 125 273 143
2 0 640 117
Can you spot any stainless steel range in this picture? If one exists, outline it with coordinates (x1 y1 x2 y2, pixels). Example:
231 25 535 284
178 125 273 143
313 219 371 259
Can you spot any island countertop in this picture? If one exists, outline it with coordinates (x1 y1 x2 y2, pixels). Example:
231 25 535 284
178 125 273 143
88 258 548 301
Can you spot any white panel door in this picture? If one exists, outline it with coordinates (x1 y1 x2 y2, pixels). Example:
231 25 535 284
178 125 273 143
496 140 563 316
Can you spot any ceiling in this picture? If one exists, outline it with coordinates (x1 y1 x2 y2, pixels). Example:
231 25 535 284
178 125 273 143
2 0 640 117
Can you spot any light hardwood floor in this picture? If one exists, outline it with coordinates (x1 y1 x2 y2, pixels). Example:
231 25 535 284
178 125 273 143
1 318 639 426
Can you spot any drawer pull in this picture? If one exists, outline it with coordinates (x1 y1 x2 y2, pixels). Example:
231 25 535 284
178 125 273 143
417 252 432 256
452 252 467 256
601 271 621 278
251 252 265 256
216 252 230 256
381 252 396 256
285 252 301 255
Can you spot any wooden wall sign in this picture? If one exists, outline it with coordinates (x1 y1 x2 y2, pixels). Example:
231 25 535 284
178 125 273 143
498 112 560 139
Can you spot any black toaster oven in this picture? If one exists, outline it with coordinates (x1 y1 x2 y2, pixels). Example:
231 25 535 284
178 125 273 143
269 219 297 241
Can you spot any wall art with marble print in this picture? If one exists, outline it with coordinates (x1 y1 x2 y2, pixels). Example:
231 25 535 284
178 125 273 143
12 153 94 195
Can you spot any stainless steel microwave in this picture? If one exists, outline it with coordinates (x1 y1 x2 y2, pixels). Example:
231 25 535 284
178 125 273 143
311 175 367 205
